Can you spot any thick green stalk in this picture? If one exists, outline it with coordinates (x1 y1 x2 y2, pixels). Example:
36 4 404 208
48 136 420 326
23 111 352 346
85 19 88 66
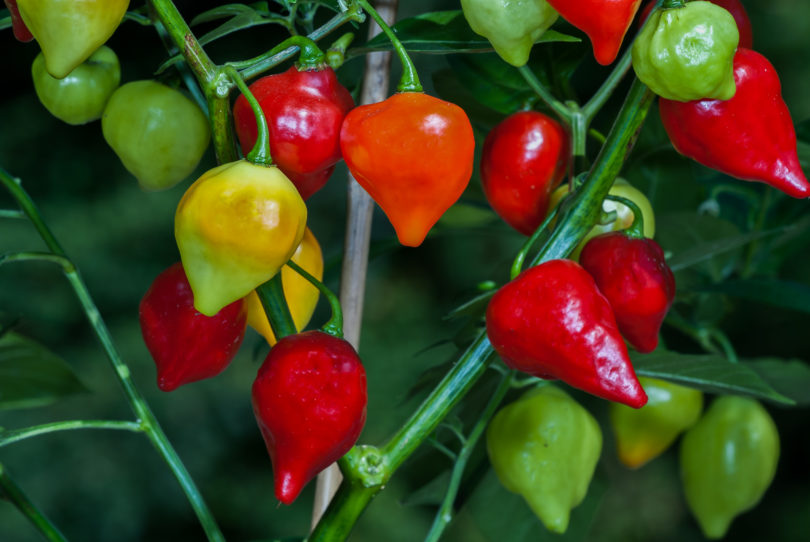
309 77 654 541
257 274 298 340
0 463 67 542
0 168 225 542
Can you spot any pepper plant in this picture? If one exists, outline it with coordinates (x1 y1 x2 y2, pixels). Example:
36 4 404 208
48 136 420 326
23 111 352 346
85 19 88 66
1 1 810 541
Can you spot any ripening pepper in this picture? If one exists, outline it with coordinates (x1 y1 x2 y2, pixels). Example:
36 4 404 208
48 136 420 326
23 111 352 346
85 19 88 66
233 65 355 200
659 48 810 198
680 396 780 539
139 263 247 391
252 331 367 504
17 0 129 78
633 1 739 102
246 227 323 345
175 160 307 317
4 0 33 42
486 386 602 533
609 377 703 468
460 0 558 67
548 179 655 259
340 92 475 247
580 232 675 353
481 110 569 235
102 80 211 191
486 259 648 408
639 0 753 49
546 0 642 65
32 45 120 125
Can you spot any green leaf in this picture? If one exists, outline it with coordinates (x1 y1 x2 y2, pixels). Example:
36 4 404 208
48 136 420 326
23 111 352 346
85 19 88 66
694 278 810 314
745 358 810 407
1 14 12 33
444 290 495 322
432 69 506 130
795 118 810 144
438 203 497 228
631 350 794 405
445 54 535 115
401 470 452 507
352 11 578 55
0 333 86 410
190 3 270 25
192 4 290 47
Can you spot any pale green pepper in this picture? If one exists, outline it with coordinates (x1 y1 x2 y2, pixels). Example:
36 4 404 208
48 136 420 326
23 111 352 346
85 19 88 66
461 0 558 67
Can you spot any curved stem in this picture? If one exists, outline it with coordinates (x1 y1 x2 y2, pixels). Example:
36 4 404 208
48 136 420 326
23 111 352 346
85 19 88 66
226 65 273 166
238 8 366 80
582 46 635 122
604 194 645 238
357 0 422 92
510 206 559 279
0 463 67 542
423 371 512 542
326 32 356 70
517 65 571 123
286 260 344 338
0 420 143 448
0 168 225 542
257 273 297 339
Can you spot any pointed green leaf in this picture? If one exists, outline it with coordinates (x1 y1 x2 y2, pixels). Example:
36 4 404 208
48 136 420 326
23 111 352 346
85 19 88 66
190 3 270 25
631 350 793 405
744 358 810 407
0 333 86 410
352 11 578 55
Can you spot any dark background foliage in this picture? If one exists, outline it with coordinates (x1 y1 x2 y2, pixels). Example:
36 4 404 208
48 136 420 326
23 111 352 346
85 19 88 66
1 1 809 541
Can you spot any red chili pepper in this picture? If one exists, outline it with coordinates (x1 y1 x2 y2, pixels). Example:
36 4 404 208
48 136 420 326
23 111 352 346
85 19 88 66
580 232 675 353
547 0 642 65
639 0 753 49
486 259 648 408
481 111 569 236
340 92 475 247
4 0 34 42
659 48 810 199
139 263 247 392
252 331 367 504
233 65 354 199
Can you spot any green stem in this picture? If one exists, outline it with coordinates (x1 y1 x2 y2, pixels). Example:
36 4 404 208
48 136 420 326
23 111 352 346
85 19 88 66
662 0 686 8
0 463 67 542
0 209 25 219
710 329 739 363
582 46 635 122
208 88 239 164
257 273 297 339
741 189 772 279
604 195 645 238
147 0 217 85
517 65 571 123
226 65 273 166
510 207 559 279
0 168 225 542
238 8 365 80
0 420 143 448
286 260 344 338
423 372 512 542
356 0 422 92
326 32 355 70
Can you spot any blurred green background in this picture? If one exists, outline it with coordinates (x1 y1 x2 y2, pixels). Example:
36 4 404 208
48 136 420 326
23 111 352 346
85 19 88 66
2 1 809 541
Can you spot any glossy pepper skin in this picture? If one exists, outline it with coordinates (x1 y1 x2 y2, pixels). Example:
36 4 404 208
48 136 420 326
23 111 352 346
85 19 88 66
486 259 648 408
4 0 34 42
680 396 780 539
579 232 675 353
460 0 558 67
17 0 129 78
175 160 307 317
639 0 753 49
252 331 367 504
660 49 810 198
548 179 655 259
546 0 642 65
340 92 475 247
102 80 210 191
139 263 247 392
32 45 120 125
486 386 602 534
609 377 703 468
246 227 324 345
481 111 569 235
232 66 354 200
633 1 739 101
